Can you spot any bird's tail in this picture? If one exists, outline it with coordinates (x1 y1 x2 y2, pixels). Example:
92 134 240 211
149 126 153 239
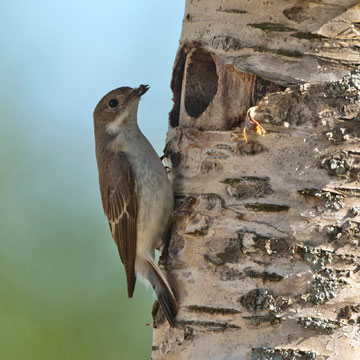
137 257 178 326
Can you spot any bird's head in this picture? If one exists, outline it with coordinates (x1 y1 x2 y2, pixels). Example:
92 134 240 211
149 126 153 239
93 85 149 134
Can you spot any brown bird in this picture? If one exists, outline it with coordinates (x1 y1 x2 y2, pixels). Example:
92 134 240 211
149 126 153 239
93 85 178 326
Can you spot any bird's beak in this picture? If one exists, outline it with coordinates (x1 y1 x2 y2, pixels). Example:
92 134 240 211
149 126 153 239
132 84 150 98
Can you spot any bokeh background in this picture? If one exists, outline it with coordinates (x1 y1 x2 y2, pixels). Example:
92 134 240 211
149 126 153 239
0 1 183 359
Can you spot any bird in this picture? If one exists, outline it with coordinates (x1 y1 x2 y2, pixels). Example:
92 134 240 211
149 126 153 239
93 85 178 326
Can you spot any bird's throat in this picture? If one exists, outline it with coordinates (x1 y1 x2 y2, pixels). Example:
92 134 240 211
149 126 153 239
105 101 139 135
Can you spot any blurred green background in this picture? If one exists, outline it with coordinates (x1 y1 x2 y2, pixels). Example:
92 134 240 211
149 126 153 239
0 1 183 359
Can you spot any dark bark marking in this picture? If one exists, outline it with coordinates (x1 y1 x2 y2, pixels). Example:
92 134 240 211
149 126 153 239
177 320 240 332
187 305 240 315
245 270 284 283
222 176 273 200
248 23 297 33
244 203 290 212
243 314 281 326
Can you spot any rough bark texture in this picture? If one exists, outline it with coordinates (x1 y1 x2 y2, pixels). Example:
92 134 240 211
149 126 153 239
152 1 360 359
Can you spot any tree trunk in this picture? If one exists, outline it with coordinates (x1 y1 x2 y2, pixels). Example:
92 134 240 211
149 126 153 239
152 1 360 359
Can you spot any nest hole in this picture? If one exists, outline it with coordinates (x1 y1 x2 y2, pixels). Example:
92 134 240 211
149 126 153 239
184 48 218 118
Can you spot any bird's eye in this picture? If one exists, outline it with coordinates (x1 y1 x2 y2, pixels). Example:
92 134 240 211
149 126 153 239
108 99 119 108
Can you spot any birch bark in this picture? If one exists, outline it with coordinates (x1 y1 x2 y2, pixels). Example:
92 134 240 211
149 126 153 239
152 1 360 359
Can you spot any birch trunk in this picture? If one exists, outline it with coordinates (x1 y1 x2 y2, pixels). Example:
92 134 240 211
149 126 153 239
152 1 360 359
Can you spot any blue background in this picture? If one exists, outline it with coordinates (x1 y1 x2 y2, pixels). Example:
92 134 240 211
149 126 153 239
0 1 184 359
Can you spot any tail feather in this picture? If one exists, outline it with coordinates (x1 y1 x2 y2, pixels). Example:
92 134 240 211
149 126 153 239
125 265 136 298
147 258 178 326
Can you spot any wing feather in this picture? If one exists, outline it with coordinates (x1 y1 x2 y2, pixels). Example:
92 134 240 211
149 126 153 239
97 151 137 297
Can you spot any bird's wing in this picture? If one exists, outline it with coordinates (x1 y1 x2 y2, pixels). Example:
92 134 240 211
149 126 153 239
99 151 137 297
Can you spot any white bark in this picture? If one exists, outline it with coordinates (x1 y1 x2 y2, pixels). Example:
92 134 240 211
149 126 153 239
152 1 360 359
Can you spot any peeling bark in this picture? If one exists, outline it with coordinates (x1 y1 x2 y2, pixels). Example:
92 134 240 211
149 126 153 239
153 1 360 359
